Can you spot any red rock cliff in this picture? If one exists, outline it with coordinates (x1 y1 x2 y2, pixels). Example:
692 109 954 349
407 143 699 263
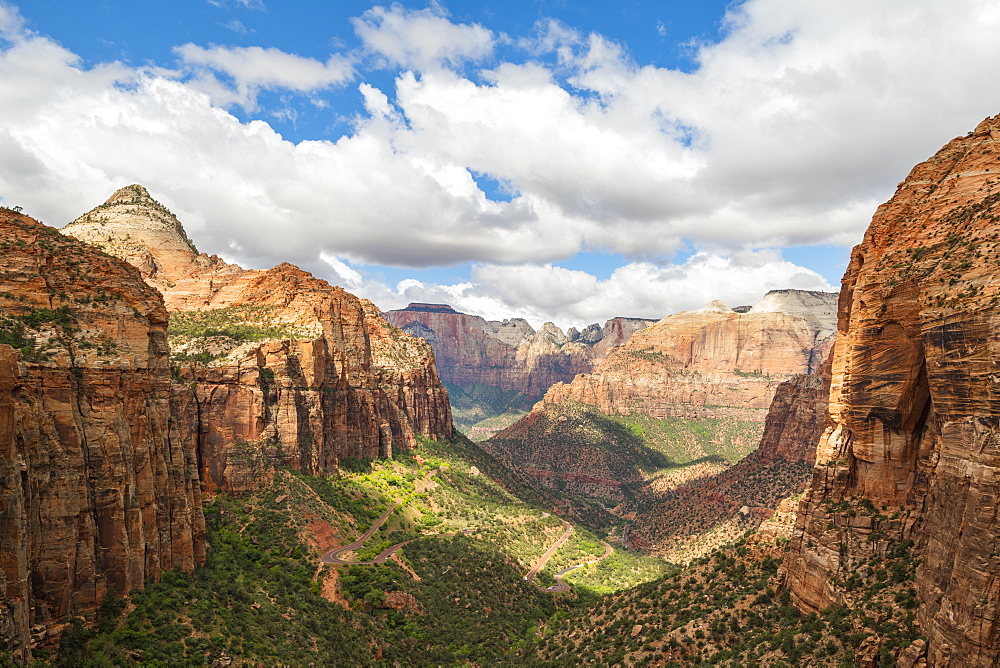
384 304 654 400
0 211 205 662
63 186 452 493
540 290 837 421
784 115 1000 666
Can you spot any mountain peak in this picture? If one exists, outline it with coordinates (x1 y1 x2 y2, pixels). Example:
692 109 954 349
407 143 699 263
63 185 201 278
105 183 156 206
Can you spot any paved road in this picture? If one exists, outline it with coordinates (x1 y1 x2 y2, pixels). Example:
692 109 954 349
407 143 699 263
319 469 605 595
544 540 614 592
523 520 573 585
322 500 405 565
322 471 440 565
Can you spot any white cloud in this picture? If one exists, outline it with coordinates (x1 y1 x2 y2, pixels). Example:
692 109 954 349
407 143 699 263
0 2 24 39
357 250 835 330
352 3 494 71
209 0 265 10
175 44 353 109
319 252 363 288
2 0 1000 323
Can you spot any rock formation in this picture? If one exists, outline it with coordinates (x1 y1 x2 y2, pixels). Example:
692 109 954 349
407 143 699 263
629 355 832 561
480 289 836 553
384 303 655 401
784 115 1000 666
0 210 205 662
538 290 838 421
63 185 452 493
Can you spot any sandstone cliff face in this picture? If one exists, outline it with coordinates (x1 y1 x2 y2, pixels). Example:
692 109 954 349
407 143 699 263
0 211 205 662
784 115 1000 666
64 186 452 493
540 290 837 420
628 356 832 561
480 289 836 554
384 303 655 401
755 354 833 466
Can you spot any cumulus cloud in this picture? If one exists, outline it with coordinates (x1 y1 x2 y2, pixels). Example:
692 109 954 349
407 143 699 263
358 250 835 329
175 44 353 109
2 0 1000 325
352 3 494 71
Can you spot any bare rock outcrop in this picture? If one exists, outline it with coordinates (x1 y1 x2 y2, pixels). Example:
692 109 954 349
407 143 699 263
627 354 832 561
0 210 205 662
784 115 1000 666
540 289 837 420
64 186 452 493
755 354 833 465
384 303 656 402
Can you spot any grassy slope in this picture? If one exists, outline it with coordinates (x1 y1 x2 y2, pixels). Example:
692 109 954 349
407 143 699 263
528 527 924 667
482 401 784 554
54 435 665 666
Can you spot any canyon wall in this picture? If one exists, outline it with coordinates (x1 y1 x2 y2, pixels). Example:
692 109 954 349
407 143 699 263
538 289 837 420
628 356 832 560
384 303 655 400
784 115 1000 666
0 210 205 662
64 186 452 493
0 186 453 660
482 292 836 553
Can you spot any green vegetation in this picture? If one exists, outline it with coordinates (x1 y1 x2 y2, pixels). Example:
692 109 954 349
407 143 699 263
732 367 773 381
54 434 675 665
615 413 763 465
167 305 318 365
445 381 533 437
168 305 298 342
567 548 672 596
0 306 82 362
531 521 925 667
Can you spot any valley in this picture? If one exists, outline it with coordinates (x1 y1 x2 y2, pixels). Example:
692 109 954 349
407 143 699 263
4 113 1000 666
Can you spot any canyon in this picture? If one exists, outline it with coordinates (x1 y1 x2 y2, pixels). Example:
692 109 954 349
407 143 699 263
784 114 1000 666
384 302 654 437
4 113 1000 664
481 288 838 557
0 187 451 661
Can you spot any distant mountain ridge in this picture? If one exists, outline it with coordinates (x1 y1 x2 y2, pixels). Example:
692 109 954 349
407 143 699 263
384 302 656 437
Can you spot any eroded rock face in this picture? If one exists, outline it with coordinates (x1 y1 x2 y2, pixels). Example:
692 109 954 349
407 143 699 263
64 187 452 493
784 115 1000 666
384 304 655 401
756 354 833 466
539 290 837 420
0 210 205 662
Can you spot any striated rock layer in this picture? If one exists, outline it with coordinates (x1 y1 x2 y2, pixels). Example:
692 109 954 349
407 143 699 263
539 289 837 420
0 210 205 662
384 303 655 400
64 186 452 493
484 289 835 500
784 115 1000 666
629 355 832 561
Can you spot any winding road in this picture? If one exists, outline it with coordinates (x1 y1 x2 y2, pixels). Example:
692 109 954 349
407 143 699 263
546 540 614 592
319 469 613 593
523 520 573 585
321 471 441 566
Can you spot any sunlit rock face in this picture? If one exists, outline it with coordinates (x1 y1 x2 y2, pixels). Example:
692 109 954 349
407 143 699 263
384 303 655 400
0 209 205 662
785 115 1000 666
64 186 452 493
537 289 837 420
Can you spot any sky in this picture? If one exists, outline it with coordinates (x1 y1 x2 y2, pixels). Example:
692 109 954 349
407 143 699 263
3 1 1000 330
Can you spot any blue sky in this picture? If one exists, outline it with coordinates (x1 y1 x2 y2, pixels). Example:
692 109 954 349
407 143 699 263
3 1 1000 328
